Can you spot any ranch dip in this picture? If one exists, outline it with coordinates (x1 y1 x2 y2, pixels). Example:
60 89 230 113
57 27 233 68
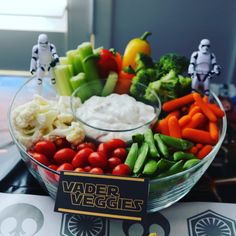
75 93 157 142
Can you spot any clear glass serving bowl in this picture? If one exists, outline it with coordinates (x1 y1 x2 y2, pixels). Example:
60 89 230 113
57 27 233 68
8 77 227 212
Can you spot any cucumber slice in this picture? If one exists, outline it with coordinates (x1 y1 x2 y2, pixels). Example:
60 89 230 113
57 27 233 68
101 72 118 96
70 72 87 91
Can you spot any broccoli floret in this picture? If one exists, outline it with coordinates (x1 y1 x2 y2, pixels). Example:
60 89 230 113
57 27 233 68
135 52 154 72
144 70 180 103
156 53 189 78
145 70 192 104
130 70 151 100
144 80 161 103
178 75 192 96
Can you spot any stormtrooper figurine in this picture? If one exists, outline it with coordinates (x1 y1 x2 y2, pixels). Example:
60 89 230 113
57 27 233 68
188 39 221 96
30 34 59 91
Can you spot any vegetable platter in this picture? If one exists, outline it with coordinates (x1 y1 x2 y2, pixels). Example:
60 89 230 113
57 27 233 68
8 32 227 211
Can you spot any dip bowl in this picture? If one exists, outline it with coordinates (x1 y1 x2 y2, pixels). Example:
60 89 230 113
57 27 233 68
70 79 161 143
8 77 227 212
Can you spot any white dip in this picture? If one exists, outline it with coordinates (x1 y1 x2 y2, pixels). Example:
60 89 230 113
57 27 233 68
76 93 157 142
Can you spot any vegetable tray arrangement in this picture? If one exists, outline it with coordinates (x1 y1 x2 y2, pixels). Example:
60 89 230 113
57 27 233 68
11 31 225 180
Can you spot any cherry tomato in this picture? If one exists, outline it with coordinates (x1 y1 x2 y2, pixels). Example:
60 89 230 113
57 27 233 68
90 167 104 175
84 166 92 172
74 167 85 172
112 148 127 161
53 148 76 165
107 157 122 170
77 142 96 151
105 139 126 151
57 163 74 172
88 152 107 168
97 143 109 158
28 151 51 166
34 140 56 158
112 164 131 176
72 148 94 168
48 164 58 171
54 137 71 149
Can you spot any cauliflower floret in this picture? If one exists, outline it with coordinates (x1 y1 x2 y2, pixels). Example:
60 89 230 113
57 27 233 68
57 96 81 114
11 94 84 148
36 110 58 131
12 101 40 129
15 129 43 149
46 122 85 146
57 113 74 124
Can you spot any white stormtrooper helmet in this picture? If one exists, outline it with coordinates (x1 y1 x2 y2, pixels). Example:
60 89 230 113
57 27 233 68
38 33 49 50
199 39 210 54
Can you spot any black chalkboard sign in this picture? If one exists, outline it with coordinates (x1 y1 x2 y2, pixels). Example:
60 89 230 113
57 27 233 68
54 171 149 221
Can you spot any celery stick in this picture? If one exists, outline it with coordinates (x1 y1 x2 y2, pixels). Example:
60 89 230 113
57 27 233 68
59 57 69 65
82 56 102 95
67 64 74 76
66 50 83 75
74 54 83 75
73 82 93 102
70 72 87 90
77 42 103 95
93 46 103 55
101 72 118 96
77 42 94 60
54 65 73 96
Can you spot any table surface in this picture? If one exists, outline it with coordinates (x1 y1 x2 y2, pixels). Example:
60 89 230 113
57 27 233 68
1 75 236 204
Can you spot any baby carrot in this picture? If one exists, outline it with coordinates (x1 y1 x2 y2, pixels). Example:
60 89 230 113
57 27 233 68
162 93 194 112
168 116 182 138
165 110 180 119
182 128 216 145
196 143 203 149
184 112 206 129
179 115 191 128
196 145 213 159
189 146 198 155
192 93 217 122
203 95 209 103
188 106 201 117
207 103 225 118
155 119 169 135
209 121 219 142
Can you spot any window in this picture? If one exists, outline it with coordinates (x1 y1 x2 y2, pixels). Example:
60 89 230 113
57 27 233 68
0 0 68 32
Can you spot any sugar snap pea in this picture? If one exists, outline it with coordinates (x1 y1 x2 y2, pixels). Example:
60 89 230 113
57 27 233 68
132 133 144 146
124 143 139 171
133 142 149 174
143 159 158 175
155 158 176 173
173 151 196 161
183 159 200 170
159 134 193 150
154 133 170 158
144 129 160 159
156 160 184 178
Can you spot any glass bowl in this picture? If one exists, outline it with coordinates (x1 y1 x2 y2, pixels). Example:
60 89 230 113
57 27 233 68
8 77 227 212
